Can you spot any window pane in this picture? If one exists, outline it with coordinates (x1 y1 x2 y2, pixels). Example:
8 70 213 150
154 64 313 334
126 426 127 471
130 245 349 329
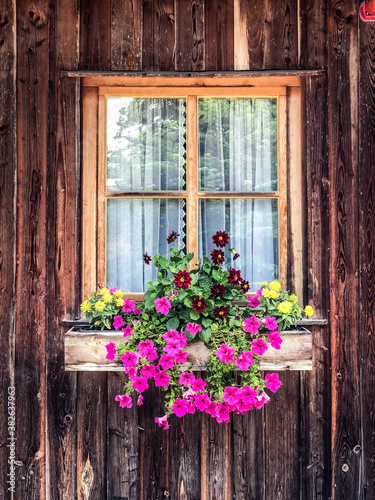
107 198 186 292
198 98 277 192
199 198 278 289
107 98 186 191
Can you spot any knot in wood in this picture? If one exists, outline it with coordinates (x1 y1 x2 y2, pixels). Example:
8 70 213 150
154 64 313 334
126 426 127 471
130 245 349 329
341 463 349 472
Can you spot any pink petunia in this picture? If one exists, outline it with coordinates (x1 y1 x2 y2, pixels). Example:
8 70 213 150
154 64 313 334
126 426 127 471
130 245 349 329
138 340 155 356
158 353 173 370
110 287 118 293
191 378 206 392
122 325 134 337
235 353 254 371
179 372 195 387
105 342 117 360
237 401 252 415
216 343 235 363
186 400 196 414
253 390 271 409
163 329 180 342
205 401 218 417
240 386 258 406
132 376 149 393
265 373 282 392
145 348 158 362
223 386 240 405
194 393 210 411
155 297 172 315
251 338 268 356
248 296 260 308
256 289 263 298
140 364 157 379
172 398 188 418
244 316 261 335
183 388 196 399
216 403 230 423
122 299 136 313
115 394 132 408
121 351 138 368
137 395 144 406
155 415 170 430
186 322 202 335
113 315 124 331
154 370 171 387
124 366 138 380
164 339 182 356
265 316 278 331
174 350 188 364
268 331 283 350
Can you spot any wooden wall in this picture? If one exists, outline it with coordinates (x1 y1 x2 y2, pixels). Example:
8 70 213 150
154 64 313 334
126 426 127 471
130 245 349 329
0 0 374 498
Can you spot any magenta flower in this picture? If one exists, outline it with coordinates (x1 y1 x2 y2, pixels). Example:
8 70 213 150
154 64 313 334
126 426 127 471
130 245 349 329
183 388 196 399
122 325 134 337
163 329 180 342
159 353 174 370
155 297 172 315
186 322 202 335
265 316 278 331
110 287 118 293
205 401 218 417
113 315 124 331
256 289 263 298
251 338 268 356
155 415 170 430
248 296 260 308
223 386 240 405
154 370 171 387
179 372 195 387
216 343 235 363
138 340 155 356
121 351 138 368
244 316 261 334
164 340 182 356
174 350 188 364
265 373 282 393
172 398 188 418
122 299 136 313
191 378 206 392
268 331 283 349
240 386 258 406
133 309 143 315
137 395 144 406
115 394 132 408
125 366 138 380
253 390 271 409
132 376 149 393
235 353 254 371
186 400 196 414
105 342 117 360
140 364 157 379
144 347 158 362
216 403 230 423
194 393 210 411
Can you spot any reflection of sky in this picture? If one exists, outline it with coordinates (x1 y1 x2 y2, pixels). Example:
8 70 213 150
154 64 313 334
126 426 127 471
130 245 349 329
107 98 136 151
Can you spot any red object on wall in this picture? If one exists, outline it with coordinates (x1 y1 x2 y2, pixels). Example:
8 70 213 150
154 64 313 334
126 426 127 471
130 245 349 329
360 0 375 21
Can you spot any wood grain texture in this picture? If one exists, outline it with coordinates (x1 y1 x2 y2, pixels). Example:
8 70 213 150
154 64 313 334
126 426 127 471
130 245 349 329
111 0 142 70
359 17 375 500
205 0 234 71
80 0 111 70
142 0 176 71
175 0 205 71
0 1 16 498
46 1 80 498
328 1 361 498
234 0 265 70
15 1 49 497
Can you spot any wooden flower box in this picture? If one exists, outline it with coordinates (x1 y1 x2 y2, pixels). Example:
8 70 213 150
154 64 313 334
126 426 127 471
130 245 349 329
64 326 313 371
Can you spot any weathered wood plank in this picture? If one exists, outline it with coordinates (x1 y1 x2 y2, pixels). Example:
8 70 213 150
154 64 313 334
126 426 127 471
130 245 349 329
327 1 361 498
234 0 264 70
175 0 205 71
205 0 234 71
64 329 313 371
80 0 111 70
0 1 16 498
359 17 375 500
15 1 49 497
111 0 142 70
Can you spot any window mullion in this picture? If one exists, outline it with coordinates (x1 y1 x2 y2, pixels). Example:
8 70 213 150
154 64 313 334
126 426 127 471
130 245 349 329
186 95 198 269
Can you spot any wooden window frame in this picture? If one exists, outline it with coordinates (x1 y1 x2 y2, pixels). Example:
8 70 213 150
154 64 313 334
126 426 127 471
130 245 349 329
82 77 303 302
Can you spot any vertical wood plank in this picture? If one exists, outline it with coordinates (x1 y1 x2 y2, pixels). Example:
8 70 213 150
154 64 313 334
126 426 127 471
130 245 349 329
359 17 375 500
15 1 49 497
186 94 198 268
175 0 205 71
80 0 111 70
142 0 176 71
111 0 142 70
204 0 234 71
107 372 139 499
327 1 361 498
0 1 16 498
234 0 264 70
278 94 288 286
97 95 107 288
46 0 80 498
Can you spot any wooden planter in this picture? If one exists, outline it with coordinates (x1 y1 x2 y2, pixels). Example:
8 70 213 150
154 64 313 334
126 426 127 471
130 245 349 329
65 326 313 371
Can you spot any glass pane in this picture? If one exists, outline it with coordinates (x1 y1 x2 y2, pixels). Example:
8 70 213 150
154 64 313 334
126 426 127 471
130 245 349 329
198 98 277 191
107 198 186 292
107 98 186 191
199 198 278 289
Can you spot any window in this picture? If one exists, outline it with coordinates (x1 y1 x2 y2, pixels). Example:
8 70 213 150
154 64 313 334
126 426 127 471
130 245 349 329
82 77 303 301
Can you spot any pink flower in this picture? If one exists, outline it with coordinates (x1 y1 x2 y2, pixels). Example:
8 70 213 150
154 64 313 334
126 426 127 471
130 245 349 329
125 366 138 380
216 403 230 423
256 289 262 297
216 343 235 363
160 353 174 370
122 299 136 313
268 331 283 350
265 373 282 392
253 390 271 409
265 316 278 331
186 322 202 335
191 378 206 392
172 398 188 417
237 401 252 415
205 401 218 417
140 364 156 379
115 394 132 408
121 351 138 368
244 316 261 334
186 400 196 414
194 393 210 411
248 296 260 308
179 372 195 387
155 297 172 315
105 342 117 360
183 388 196 399
154 371 171 387
164 340 182 356
137 395 144 406
240 386 258 406
251 338 268 356
138 340 154 356
174 350 188 364
163 329 180 342
235 353 254 371
223 386 240 405
155 415 170 430
122 325 134 337
132 376 149 393
144 347 158 362
110 287 118 293
113 315 124 331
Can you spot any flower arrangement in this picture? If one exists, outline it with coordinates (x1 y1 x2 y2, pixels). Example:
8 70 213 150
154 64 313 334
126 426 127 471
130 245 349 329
81 231 314 428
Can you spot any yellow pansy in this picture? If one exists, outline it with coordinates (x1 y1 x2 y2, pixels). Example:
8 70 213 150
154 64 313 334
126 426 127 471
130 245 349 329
269 280 281 292
304 305 314 317
80 300 91 313
278 301 293 314
116 298 125 307
95 301 106 312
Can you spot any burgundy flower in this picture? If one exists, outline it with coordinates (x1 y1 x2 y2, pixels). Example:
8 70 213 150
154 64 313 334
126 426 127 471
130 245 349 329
210 249 225 265
210 283 226 299
212 230 230 248
167 231 180 244
192 296 209 314
173 270 192 289
241 280 250 293
233 253 240 261
143 253 152 265
214 306 228 319
227 268 242 285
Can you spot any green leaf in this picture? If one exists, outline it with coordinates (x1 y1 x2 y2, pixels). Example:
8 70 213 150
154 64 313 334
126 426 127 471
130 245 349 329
144 297 155 309
170 266 177 274
222 292 232 299
184 297 192 308
211 322 218 332
199 327 211 343
166 317 179 330
158 257 170 269
177 289 187 301
185 252 194 263
212 270 222 282
229 317 235 329
201 317 212 328
190 310 200 321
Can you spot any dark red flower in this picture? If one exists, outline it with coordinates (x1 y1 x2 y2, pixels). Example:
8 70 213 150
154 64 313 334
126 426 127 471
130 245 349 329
211 249 225 265
192 296 208 314
210 283 226 298
143 253 152 265
214 306 228 319
233 253 240 261
212 230 230 248
173 270 192 289
167 231 180 244
227 268 242 285
241 280 250 292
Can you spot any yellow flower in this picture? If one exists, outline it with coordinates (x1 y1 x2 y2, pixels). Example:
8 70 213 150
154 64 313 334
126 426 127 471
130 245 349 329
278 301 293 314
80 300 91 313
231 249 237 255
262 288 271 298
116 298 124 307
99 287 110 296
269 280 281 292
103 294 112 303
305 305 314 317
269 290 279 299
95 301 106 312
290 294 298 303
260 281 268 286
114 290 124 298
